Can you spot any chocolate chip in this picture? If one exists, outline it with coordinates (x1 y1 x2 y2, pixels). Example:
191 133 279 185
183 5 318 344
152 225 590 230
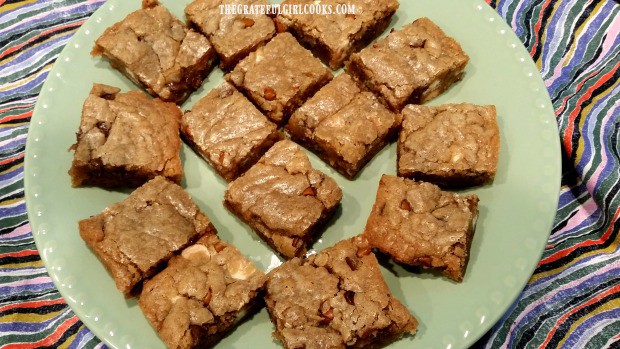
345 13 356 19
344 291 355 305
96 121 110 136
100 93 116 100
345 256 358 271
263 87 276 101
292 237 303 248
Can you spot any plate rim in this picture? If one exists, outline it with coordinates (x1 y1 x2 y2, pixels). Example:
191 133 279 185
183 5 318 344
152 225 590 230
23 0 562 348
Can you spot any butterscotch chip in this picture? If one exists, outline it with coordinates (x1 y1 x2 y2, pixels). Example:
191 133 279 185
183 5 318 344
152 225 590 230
265 235 418 349
185 0 275 70
275 0 399 69
69 84 182 188
398 103 500 187
346 17 469 110
224 140 342 259
363 175 479 282
263 87 277 101
78 177 215 296
181 82 283 182
286 73 398 179
92 0 216 103
139 233 266 349
241 18 255 28
226 33 333 125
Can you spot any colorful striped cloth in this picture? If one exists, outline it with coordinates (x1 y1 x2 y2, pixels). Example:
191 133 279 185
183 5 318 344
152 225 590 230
0 0 617 348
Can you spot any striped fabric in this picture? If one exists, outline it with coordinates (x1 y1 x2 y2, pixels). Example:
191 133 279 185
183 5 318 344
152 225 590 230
0 0 618 348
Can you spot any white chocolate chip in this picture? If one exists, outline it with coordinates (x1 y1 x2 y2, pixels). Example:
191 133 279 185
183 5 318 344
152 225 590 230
255 47 264 63
227 258 257 280
182 244 212 260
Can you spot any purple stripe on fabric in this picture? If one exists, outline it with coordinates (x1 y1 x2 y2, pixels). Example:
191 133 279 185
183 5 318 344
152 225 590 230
547 2 618 92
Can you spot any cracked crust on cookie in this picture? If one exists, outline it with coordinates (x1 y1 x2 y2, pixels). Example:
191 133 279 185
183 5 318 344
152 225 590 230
286 73 398 179
345 17 469 111
69 84 183 188
79 176 215 296
397 103 500 187
181 81 283 182
265 235 417 349
224 139 342 259
92 0 216 103
139 233 266 349
363 175 479 282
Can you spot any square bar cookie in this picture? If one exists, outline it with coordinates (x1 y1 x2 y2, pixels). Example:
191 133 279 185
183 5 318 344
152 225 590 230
181 82 283 182
226 32 333 125
346 17 469 111
363 175 479 282
224 140 342 259
265 235 418 349
92 0 217 103
185 0 276 70
69 84 183 188
139 233 266 349
286 73 398 179
398 103 500 187
79 177 216 296
275 0 399 69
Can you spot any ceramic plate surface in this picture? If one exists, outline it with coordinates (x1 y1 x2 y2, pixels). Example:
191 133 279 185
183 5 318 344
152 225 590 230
24 0 561 348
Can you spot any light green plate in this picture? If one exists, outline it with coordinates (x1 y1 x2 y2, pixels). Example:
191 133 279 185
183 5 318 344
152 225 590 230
24 0 561 348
